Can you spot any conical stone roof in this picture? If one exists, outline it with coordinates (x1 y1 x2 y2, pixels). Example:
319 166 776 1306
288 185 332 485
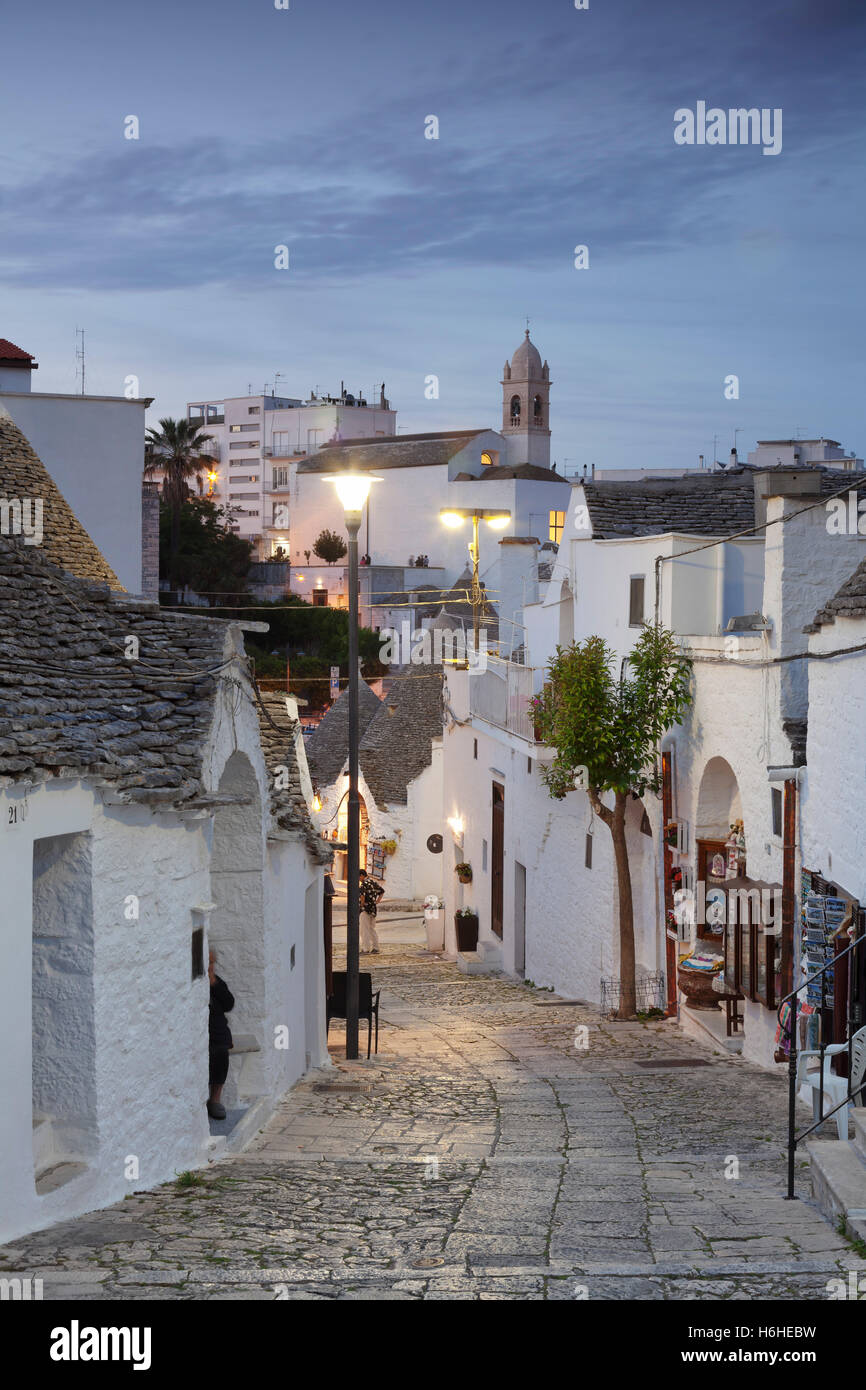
0 407 122 590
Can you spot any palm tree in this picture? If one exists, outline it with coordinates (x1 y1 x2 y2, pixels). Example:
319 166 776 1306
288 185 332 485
144 417 217 590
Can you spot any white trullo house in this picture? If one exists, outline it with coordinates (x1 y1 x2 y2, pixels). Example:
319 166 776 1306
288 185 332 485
0 408 331 1243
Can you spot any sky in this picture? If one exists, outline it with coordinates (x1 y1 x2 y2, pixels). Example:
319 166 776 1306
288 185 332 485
1 0 864 475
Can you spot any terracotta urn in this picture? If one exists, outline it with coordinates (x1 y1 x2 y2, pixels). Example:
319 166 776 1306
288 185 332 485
677 955 724 1011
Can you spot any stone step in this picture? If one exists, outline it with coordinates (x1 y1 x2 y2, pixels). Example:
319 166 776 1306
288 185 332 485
807 1135 866 1242
853 1108 866 1160
456 951 489 976
477 939 503 966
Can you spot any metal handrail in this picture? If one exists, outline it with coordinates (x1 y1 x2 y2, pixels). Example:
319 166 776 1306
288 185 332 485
778 931 864 1199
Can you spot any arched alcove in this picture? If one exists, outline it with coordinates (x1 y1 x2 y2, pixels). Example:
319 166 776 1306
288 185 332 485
209 751 266 1104
696 756 743 842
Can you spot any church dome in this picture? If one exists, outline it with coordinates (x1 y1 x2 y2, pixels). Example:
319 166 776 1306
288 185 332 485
509 329 543 378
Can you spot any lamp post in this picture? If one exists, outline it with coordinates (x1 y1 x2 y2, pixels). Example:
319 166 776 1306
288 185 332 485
324 471 382 1058
439 508 511 651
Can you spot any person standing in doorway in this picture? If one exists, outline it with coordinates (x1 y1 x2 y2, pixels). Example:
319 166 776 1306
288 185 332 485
359 868 384 954
207 949 234 1120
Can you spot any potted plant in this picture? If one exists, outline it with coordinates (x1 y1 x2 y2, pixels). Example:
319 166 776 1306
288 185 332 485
455 862 473 885
455 906 479 952
379 838 398 857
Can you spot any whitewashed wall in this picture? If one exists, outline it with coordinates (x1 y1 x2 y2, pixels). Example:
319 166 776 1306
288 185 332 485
441 667 662 996
801 610 866 903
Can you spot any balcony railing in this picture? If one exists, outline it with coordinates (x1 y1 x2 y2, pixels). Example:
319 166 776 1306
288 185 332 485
468 656 536 741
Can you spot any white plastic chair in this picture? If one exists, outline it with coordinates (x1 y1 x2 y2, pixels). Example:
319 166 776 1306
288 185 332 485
796 1025 866 1139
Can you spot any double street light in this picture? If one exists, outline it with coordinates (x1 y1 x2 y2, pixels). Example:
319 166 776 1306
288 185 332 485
440 508 510 649
324 470 382 1060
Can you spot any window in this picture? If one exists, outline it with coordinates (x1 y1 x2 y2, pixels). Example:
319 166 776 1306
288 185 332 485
272 432 291 457
229 441 259 450
228 475 258 484
473 738 478 760
629 575 645 627
585 832 593 869
482 839 488 872
307 429 323 453
771 787 783 838
533 394 543 422
191 927 205 980
248 406 260 415
481 451 495 467
510 394 521 423
549 510 565 544
312 589 328 606
229 423 259 432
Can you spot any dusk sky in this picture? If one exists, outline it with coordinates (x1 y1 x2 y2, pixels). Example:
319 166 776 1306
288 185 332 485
1 0 864 474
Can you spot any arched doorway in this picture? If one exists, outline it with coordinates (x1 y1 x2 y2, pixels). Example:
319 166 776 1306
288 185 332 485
335 790 369 881
209 751 266 1109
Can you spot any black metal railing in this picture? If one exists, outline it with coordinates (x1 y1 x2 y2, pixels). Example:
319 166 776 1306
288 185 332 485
779 931 865 1199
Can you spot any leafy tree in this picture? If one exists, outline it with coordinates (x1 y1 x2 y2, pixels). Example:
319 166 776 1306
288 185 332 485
145 417 218 588
312 528 348 564
531 625 692 1019
158 497 252 603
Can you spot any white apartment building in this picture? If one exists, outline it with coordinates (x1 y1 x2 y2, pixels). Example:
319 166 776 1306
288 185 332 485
186 386 396 558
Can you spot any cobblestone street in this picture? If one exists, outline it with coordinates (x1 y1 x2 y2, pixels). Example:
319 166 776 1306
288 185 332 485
3 945 863 1301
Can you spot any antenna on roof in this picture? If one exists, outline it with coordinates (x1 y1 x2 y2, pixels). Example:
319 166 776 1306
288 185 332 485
75 327 85 395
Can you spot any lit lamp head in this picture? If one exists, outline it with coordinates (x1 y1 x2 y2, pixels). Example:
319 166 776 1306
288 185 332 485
485 513 510 530
324 471 382 530
440 510 467 529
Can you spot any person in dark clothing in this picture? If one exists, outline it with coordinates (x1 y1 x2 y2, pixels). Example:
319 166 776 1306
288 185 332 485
207 949 234 1120
359 868 384 953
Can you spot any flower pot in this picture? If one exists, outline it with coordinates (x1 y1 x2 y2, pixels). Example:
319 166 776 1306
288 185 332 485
455 912 479 952
457 874 472 886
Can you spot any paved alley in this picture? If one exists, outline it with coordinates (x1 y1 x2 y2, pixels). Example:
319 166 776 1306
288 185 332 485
2 945 862 1301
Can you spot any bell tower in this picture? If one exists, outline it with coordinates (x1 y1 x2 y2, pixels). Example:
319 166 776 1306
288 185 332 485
501 329 551 468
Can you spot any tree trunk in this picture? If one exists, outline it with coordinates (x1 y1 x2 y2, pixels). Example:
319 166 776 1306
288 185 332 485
588 787 637 1020
611 791 637 1019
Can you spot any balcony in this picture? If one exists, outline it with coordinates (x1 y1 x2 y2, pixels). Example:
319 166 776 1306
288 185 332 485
468 656 536 741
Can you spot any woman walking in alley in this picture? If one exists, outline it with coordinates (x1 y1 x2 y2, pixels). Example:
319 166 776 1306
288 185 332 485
359 868 384 954
207 949 234 1120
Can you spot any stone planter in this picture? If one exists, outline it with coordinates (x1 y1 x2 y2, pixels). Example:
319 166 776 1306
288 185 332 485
455 912 479 952
677 962 723 1011
424 911 444 952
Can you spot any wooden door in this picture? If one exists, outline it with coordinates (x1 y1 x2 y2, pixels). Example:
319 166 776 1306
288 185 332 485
491 782 505 940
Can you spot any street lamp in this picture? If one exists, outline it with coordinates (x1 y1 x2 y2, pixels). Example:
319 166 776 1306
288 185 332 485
439 508 510 649
324 470 382 1059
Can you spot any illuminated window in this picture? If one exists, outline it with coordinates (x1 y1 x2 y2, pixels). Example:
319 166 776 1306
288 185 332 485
481 451 494 467
549 510 565 544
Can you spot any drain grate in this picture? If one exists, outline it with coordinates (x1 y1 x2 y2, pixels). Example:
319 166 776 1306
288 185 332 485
635 1058 711 1069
